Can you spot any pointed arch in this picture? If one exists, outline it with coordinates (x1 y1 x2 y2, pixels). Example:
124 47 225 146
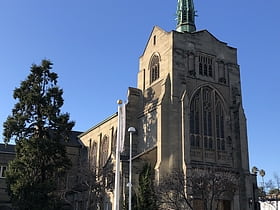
189 86 226 152
149 53 161 84
99 135 109 167
90 141 97 170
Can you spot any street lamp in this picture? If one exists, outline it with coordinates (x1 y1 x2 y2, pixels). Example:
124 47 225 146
251 166 259 175
128 127 136 210
251 166 266 206
259 169 266 188
251 167 266 189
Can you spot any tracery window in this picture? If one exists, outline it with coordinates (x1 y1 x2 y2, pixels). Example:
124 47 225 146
150 54 160 83
189 87 225 151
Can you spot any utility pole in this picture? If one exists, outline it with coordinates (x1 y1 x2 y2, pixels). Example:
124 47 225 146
128 127 136 210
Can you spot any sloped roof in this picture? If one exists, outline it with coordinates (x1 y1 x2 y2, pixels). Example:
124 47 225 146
0 131 83 152
0 143 16 154
60 131 83 147
78 112 118 138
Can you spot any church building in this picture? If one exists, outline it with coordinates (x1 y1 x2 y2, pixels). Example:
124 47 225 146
79 0 258 209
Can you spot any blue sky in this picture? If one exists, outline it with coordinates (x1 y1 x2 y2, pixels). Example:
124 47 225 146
0 0 279 183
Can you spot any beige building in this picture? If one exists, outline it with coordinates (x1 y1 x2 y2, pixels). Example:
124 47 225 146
79 0 258 209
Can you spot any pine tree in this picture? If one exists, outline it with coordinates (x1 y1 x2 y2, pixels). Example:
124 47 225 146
137 163 157 210
3 60 75 210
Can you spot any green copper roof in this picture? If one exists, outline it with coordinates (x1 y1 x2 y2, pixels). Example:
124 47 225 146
176 0 196 33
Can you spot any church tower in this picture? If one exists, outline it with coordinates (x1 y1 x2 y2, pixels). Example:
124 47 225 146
79 1 258 209
132 0 257 209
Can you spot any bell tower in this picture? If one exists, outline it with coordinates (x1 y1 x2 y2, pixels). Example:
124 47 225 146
134 0 257 209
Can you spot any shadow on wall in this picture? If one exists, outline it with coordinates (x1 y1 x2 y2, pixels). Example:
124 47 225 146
138 87 158 152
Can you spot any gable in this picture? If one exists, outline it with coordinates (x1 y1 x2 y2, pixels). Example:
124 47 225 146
140 26 171 58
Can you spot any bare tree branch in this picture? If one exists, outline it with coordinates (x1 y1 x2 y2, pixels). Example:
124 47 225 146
156 168 238 210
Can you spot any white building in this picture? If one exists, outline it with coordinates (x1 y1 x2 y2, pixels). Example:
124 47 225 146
260 201 280 210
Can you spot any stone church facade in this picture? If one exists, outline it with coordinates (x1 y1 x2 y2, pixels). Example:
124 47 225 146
79 1 258 209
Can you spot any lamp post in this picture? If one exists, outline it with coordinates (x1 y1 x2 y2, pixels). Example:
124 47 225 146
259 169 266 193
251 166 266 209
128 127 136 210
251 166 259 209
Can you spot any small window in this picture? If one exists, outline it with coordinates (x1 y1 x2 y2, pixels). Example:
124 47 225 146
153 35 156 45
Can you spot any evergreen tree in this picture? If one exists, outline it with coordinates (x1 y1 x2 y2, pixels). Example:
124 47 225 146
137 163 157 210
3 60 75 210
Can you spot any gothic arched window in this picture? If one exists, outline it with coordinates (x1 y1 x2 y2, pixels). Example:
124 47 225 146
189 87 225 151
99 135 109 167
150 54 160 83
89 141 97 170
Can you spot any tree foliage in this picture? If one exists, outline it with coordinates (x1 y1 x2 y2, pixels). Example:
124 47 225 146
136 163 157 210
266 174 280 196
156 168 238 210
3 60 75 210
262 174 280 208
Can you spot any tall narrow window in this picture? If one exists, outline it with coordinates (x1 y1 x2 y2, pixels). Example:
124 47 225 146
202 88 213 149
99 135 109 167
90 142 97 170
216 102 225 150
190 92 201 148
150 54 160 83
